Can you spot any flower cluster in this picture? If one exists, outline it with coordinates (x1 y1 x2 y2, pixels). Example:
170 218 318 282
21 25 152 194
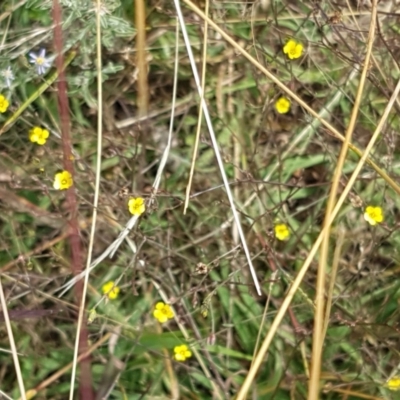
29 126 49 145
153 302 174 323
274 223 290 241
364 205 383 226
0 94 9 113
128 197 145 216
28 125 74 192
173 344 192 362
1 48 51 89
53 170 73 190
3 50 74 194
102 281 120 300
153 302 191 361
275 97 291 114
283 39 304 60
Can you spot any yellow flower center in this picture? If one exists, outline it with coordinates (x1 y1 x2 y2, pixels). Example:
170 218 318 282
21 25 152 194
160 307 169 315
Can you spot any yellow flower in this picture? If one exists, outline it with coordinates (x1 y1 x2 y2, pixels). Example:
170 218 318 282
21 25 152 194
283 39 304 60
386 376 400 391
274 223 290 241
173 344 192 362
102 281 120 300
153 302 174 323
364 205 384 226
53 170 73 190
128 197 145 216
29 126 50 145
275 97 291 114
0 94 9 113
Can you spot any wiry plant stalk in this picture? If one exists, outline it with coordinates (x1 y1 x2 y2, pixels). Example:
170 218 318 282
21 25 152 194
181 0 400 197
0 278 26 399
183 0 209 215
236 75 400 400
174 0 262 295
308 2 378 398
52 0 94 398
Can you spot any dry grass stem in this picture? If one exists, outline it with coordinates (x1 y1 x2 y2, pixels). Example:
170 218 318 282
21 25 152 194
237 74 400 400
3 1 400 397
309 2 378 398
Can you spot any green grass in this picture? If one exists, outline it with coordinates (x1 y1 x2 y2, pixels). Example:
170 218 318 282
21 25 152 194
1 0 400 399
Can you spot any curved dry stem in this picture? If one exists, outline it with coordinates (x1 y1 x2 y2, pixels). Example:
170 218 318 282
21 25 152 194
308 2 378 398
183 0 209 215
322 226 345 343
181 0 400 197
174 0 262 295
236 74 400 400
0 278 26 399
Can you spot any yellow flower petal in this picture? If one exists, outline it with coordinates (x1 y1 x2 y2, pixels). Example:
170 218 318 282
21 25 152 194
386 376 400 391
153 302 174 323
29 126 49 146
53 170 73 190
274 223 290 241
0 94 9 113
364 205 383 226
283 39 304 60
275 97 291 114
174 344 192 362
128 197 145 216
102 281 120 300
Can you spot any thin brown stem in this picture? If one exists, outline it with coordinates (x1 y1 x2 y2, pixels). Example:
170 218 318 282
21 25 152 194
52 0 93 398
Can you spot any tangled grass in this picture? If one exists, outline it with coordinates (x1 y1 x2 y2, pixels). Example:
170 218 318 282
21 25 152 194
1 0 400 399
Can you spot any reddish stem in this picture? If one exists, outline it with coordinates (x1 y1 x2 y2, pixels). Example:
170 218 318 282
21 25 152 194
52 1 94 398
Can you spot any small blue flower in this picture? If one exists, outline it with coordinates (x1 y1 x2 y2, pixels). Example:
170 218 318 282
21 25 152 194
29 49 52 75
1 66 14 88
